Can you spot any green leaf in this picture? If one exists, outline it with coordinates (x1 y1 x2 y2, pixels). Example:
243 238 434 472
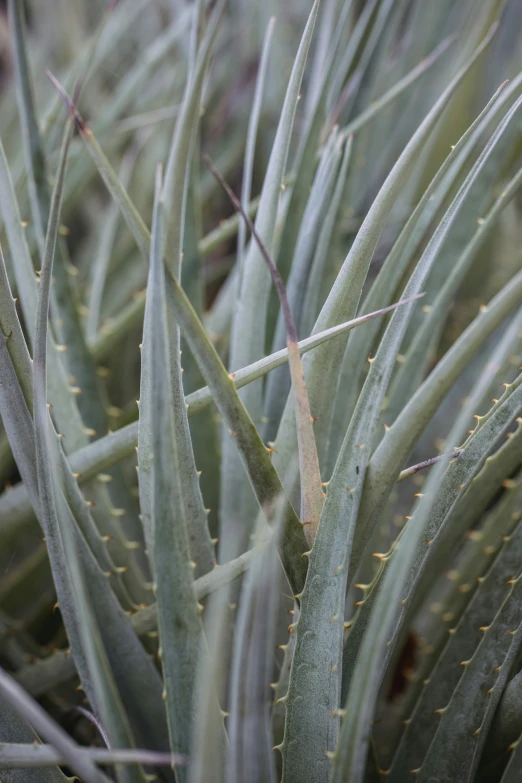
140 166 206 777
382 161 522 433
336 0 398 123
31 117 147 783
341 35 455 138
304 0 340 121
39 0 150 140
164 271 308 594
0 669 110 783
0 743 182 770
0 161 141 607
205 152 325 538
0 716 67 782
220 0 320 562
226 502 286 783
51 93 150 260
401 308 522 608
76 182 262 366
188 568 229 783
281 55 517 783
8 0 48 253
476 606 522 768
272 24 497 487
0 120 171 766
0 249 32 410
160 0 222 577
299 134 352 340
237 17 275 278
92 7 191 135
50 82 309 592
181 162 220 560
325 78 511 472
412 499 522 780
344 88 522 573
162 0 225 279
0 136 86 451
16 546 255 699
10 6 109 436
359 268 522 572
0 333 40 517
388 507 522 780
87 145 138 343
274 0 365 289
264 127 344 440
0 301 413 547
56 8 219 582
499 739 522 783
331 368 522 783
387 465 522 766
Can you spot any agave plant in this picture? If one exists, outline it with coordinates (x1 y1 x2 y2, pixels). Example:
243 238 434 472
0 0 522 781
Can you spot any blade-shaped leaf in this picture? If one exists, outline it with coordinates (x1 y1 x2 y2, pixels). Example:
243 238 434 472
204 153 324 540
499 739 522 783
382 162 522 432
0 743 182 770
299 133 352 340
164 271 308 594
0 300 416 546
236 16 275 280
162 0 225 279
10 3 110 436
388 499 522 780
359 268 522 571
0 122 171 766
140 166 206 777
486 671 522 768
220 0 320 562
31 118 147 783
160 0 222 577
226 500 286 783
340 89 522 574
272 24 498 485
281 58 519 783
263 127 345 441
325 77 512 472
8 0 47 253
87 145 139 342
331 368 522 783
0 135 86 451
0 669 110 783
16 546 255 698
50 78 309 594
409 505 522 780
384 468 522 768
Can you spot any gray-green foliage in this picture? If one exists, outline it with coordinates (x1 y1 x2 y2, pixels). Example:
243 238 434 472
0 1 522 781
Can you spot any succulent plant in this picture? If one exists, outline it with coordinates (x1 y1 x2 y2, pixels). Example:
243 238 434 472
0 0 522 781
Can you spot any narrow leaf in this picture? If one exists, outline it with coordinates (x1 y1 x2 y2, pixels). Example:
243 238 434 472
0 744 184 769
16 546 255 698
0 299 417 545
272 24 499 481
8 0 48 252
332 370 522 782
220 0 320 562
141 167 205 777
0 669 111 783
226 511 285 783
204 153 323 540
31 118 147 783
359 268 522 571
50 77 309 594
